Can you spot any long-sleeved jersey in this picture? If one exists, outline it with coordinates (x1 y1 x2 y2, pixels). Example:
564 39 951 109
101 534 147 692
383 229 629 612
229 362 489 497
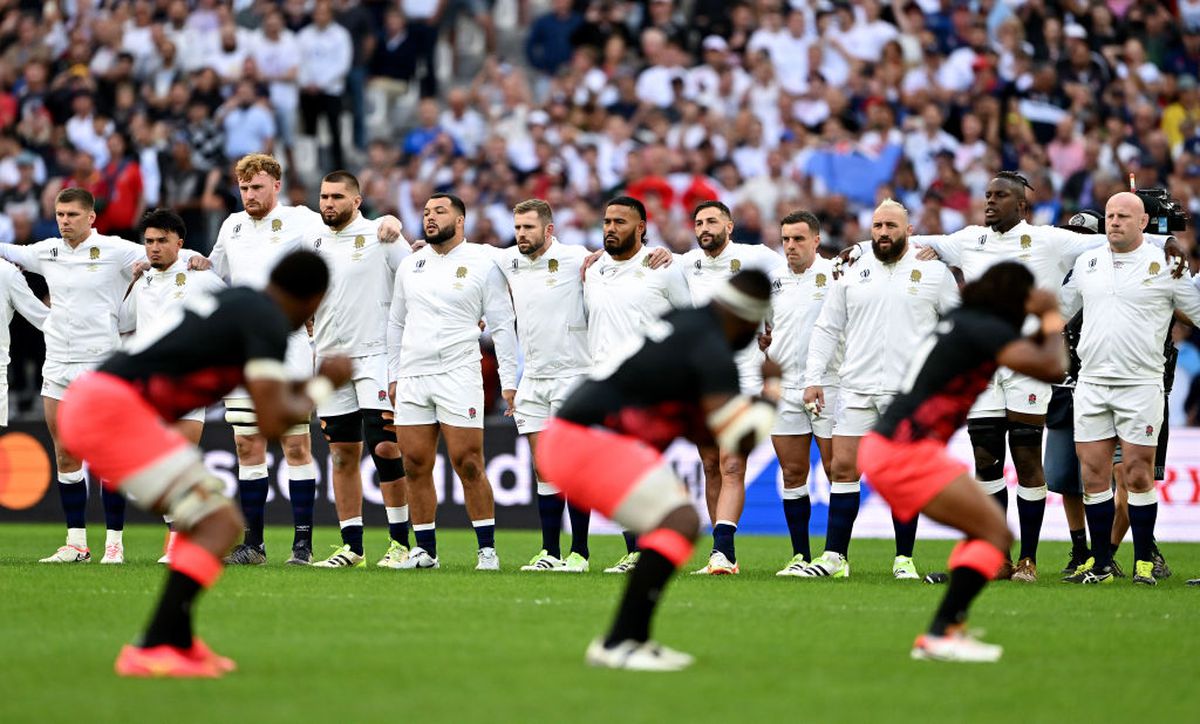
0 260 48 370
583 245 691 373
303 213 411 359
1061 241 1200 386
387 240 519 389
496 240 591 379
806 244 960 395
767 256 839 389
0 231 145 363
208 204 327 289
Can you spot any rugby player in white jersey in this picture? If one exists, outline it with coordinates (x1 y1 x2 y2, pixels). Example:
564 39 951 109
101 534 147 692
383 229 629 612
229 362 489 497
0 262 47 419
803 200 960 579
760 211 839 576
498 199 594 572
301 171 412 568
583 196 690 573
676 201 785 575
909 172 1183 581
0 189 179 563
120 209 226 564
1059 192 1200 586
387 193 519 570
208 154 403 565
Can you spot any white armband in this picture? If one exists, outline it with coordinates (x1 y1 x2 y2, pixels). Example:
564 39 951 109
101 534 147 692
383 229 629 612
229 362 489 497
707 395 777 454
305 376 335 406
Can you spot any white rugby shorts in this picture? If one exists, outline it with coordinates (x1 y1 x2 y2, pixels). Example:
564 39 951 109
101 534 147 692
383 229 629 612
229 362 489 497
393 362 486 429
832 390 894 437
1073 380 1164 445
514 375 585 435
773 385 837 439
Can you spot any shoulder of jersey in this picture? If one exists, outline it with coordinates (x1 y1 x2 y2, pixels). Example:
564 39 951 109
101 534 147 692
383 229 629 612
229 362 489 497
1075 246 1104 266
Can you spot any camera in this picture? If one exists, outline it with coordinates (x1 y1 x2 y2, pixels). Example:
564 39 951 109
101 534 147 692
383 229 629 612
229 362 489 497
1135 187 1188 234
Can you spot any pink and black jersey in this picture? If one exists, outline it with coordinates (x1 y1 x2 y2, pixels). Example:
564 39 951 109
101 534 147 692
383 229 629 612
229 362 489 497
556 306 741 451
99 287 291 422
876 308 1020 444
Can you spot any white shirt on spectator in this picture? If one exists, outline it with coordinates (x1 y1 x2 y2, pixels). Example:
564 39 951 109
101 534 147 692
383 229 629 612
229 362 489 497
253 30 301 112
904 128 960 189
297 21 353 95
635 64 682 108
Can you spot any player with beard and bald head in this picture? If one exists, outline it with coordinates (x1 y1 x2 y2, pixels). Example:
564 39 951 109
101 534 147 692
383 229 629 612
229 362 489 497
908 172 1184 582
386 192 519 570
300 171 414 568
584 195 691 573
677 201 785 575
802 200 959 579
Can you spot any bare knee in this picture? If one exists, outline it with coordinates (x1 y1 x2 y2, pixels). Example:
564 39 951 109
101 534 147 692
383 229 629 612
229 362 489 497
830 459 858 482
330 446 359 474
282 436 311 465
659 505 701 541
779 462 810 489
453 452 484 483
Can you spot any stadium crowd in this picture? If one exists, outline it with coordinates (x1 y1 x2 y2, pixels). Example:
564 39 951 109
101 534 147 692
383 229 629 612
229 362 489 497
2 0 1200 420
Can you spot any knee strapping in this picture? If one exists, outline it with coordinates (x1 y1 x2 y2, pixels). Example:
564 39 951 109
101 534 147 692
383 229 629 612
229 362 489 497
364 410 405 480
968 417 1007 480
224 398 259 436
321 411 364 443
1007 420 1044 451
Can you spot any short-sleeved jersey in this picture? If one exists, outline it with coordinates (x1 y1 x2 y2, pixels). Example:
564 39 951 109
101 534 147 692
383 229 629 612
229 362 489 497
101 287 291 422
875 308 1020 443
557 305 740 451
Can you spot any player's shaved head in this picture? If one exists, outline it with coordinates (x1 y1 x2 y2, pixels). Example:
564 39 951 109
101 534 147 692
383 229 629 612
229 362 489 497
870 199 910 263
1104 191 1148 252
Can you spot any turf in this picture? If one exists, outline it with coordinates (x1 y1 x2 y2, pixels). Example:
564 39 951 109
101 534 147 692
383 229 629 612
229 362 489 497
1 524 1196 724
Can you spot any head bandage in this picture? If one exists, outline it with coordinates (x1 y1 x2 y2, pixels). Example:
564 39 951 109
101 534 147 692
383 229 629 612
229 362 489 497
711 280 770 323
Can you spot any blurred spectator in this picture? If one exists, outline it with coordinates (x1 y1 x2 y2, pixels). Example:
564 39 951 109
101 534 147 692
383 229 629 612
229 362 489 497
298 0 352 168
402 0 442 98
335 0 375 152
527 0 582 77
96 132 144 239
219 79 277 160
253 9 301 165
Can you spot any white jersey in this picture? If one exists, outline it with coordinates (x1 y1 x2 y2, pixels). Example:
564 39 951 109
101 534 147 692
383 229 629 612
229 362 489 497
303 213 411 359
209 204 326 289
767 256 839 388
912 220 1172 291
496 240 590 379
583 245 691 371
0 231 145 363
680 242 785 385
0 260 48 370
1061 242 1200 386
806 244 959 395
119 258 227 347
388 240 519 389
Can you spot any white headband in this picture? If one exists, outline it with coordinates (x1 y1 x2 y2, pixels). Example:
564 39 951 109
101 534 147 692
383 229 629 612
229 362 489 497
711 280 770 323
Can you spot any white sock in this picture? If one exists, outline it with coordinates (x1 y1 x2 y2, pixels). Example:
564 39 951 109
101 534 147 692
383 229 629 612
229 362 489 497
781 485 810 499
536 481 559 496
1016 485 1048 501
105 529 123 546
66 528 87 548
979 478 1007 495
58 469 85 484
472 518 495 528
386 505 409 524
339 516 363 529
830 480 861 495
1127 490 1158 506
1084 489 1115 505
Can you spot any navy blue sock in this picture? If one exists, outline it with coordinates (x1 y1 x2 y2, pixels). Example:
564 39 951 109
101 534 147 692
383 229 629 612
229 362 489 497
101 487 126 531
825 488 860 556
239 478 269 548
58 481 87 529
568 504 591 558
893 515 918 558
537 493 565 558
1129 501 1158 563
388 520 410 547
473 520 495 549
289 478 316 547
1084 497 1116 569
1016 491 1046 562
414 526 437 557
712 522 737 562
783 495 812 559
340 522 364 555
1069 527 1088 557
991 489 1009 516
622 530 639 554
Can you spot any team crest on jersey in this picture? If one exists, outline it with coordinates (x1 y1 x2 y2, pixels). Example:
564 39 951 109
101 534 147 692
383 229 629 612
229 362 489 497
1149 262 1161 276
815 273 827 287
730 259 742 272
548 258 559 273
89 247 100 260
175 273 187 287
456 266 467 278
354 235 365 249
1020 234 1032 249
271 219 282 232
909 269 922 283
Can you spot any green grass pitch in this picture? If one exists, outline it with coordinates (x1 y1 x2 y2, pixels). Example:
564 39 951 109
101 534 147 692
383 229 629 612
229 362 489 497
1 523 1197 723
